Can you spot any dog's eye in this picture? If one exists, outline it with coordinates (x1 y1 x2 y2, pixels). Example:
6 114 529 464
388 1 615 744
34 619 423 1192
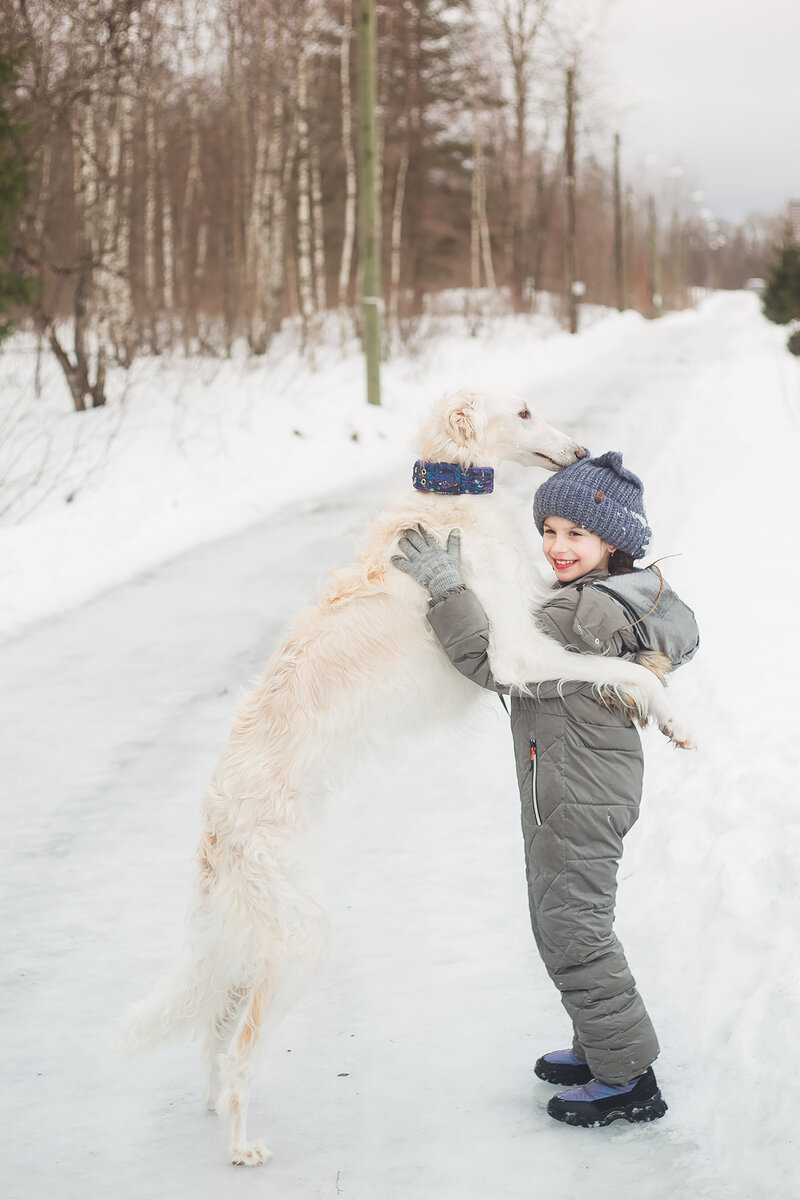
518 409 531 420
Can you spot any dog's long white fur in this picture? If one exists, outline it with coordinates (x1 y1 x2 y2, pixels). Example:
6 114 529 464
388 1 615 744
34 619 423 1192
116 390 689 1165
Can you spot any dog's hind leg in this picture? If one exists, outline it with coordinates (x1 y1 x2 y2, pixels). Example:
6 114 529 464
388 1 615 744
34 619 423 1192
217 978 276 1166
215 905 331 1164
203 986 248 1111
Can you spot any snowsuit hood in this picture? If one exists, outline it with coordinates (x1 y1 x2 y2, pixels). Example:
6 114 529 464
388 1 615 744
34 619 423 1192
588 566 699 668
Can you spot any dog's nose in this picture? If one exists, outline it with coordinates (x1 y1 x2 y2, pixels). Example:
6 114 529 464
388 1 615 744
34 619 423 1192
574 446 587 460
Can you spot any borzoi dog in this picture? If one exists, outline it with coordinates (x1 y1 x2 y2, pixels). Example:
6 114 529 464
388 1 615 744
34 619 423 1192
117 389 689 1164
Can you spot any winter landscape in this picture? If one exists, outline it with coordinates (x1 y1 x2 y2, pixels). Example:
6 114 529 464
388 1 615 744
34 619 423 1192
3 0 800 1197
2 290 799 1199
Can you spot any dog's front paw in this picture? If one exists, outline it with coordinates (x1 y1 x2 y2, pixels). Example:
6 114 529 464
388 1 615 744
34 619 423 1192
230 1138 273 1166
662 718 696 750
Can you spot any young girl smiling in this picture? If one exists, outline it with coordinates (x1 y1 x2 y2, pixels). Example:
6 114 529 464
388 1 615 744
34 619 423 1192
393 450 698 1128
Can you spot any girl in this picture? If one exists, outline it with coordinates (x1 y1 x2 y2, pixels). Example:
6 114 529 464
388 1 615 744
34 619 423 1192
392 450 698 1128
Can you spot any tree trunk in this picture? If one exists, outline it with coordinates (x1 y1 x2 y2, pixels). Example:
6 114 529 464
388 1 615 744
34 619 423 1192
613 132 624 311
245 66 272 354
357 0 381 404
531 139 552 296
668 207 682 309
470 119 497 294
98 56 135 367
180 85 205 349
478 131 495 291
470 123 481 292
500 1 551 307
271 110 297 331
159 122 175 320
296 48 315 335
311 140 327 313
648 194 662 318
143 102 158 349
624 184 635 310
223 14 244 350
338 0 357 314
266 71 293 343
564 66 578 334
67 76 104 408
374 2 396 262
388 152 408 331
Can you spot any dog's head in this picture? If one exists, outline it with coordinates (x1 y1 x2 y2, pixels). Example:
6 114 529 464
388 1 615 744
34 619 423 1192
418 389 585 471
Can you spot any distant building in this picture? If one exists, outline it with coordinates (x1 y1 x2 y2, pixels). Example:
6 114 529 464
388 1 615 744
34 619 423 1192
790 199 800 242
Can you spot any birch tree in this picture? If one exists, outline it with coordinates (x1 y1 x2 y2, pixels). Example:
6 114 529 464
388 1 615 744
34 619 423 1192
2 0 765 388
8 0 148 408
55 1 142 407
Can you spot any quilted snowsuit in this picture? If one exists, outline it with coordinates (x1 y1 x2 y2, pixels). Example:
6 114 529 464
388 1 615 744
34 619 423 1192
426 566 699 1086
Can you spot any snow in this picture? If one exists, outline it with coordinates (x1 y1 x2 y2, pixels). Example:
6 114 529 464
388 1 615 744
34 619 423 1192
1 292 798 1198
0 309 567 641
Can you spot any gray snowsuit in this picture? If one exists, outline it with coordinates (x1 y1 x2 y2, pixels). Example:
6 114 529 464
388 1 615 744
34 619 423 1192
426 566 699 1086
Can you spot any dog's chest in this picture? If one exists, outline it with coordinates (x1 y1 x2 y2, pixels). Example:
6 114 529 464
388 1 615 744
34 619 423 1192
460 524 542 633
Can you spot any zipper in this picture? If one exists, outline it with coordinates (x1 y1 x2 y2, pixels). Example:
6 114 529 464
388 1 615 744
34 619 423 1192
529 738 542 826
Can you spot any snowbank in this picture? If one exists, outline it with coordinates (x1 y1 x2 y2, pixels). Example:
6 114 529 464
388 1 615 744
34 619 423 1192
0 309 580 641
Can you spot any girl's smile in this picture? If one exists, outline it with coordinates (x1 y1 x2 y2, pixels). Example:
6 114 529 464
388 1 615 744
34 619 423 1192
541 515 615 583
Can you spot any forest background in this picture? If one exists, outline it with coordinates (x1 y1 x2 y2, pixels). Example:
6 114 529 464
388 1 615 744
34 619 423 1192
0 0 784 414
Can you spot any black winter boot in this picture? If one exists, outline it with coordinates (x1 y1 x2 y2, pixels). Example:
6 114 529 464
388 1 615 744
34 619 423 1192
546 1066 667 1127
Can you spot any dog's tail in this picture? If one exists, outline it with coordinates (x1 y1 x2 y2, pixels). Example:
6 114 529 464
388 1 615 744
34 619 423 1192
113 952 216 1054
113 843 328 1056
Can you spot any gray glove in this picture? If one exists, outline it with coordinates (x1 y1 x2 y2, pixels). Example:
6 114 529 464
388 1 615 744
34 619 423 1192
391 526 462 597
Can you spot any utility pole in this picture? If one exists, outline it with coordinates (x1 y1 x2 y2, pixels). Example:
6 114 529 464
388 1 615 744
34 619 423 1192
356 0 381 405
613 132 624 311
564 66 578 334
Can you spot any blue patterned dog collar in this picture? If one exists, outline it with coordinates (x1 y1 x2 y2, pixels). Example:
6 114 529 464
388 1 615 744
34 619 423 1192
412 460 494 495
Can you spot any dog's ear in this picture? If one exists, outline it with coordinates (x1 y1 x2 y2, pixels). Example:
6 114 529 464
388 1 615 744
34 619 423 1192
447 397 483 447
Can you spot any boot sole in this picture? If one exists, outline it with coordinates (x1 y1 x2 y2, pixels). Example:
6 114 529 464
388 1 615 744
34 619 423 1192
548 1093 668 1128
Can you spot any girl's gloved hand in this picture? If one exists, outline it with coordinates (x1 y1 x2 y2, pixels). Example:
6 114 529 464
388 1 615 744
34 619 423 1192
391 526 463 597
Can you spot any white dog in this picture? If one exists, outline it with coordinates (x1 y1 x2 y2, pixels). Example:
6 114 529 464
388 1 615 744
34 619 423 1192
117 389 689 1165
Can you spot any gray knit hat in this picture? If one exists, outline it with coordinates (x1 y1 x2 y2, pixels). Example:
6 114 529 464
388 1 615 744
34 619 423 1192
532 450 652 559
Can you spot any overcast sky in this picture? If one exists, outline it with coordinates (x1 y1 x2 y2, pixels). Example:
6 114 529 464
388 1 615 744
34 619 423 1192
600 0 798 223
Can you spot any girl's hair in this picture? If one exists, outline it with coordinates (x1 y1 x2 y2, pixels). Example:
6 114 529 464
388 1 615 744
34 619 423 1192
608 549 635 575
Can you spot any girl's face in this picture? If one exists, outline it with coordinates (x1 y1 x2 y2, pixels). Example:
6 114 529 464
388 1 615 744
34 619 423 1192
541 515 615 583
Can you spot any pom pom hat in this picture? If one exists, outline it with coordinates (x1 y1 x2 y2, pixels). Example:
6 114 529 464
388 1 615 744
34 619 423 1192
533 450 652 559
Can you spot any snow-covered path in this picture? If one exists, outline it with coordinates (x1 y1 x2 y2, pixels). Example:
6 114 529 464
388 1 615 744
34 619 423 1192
2 294 799 1198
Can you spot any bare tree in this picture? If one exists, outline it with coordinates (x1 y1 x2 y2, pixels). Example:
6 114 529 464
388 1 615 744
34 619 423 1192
295 41 315 335
469 115 496 292
54 1 142 406
387 4 419 339
2 0 776 404
10 0 152 407
337 0 357 319
496 0 551 305
564 62 578 332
